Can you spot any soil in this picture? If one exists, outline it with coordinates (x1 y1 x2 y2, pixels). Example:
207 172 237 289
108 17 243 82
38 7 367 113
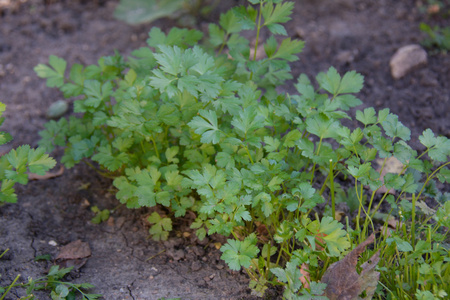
0 0 448 299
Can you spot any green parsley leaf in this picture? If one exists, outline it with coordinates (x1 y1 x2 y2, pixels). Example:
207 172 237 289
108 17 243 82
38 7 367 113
147 27 203 49
317 67 364 96
338 70 364 94
34 55 67 88
270 38 304 62
306 114 340 139
231 108 265 138
92 145 129 172
27 147 57 175
382 114 411 141
220 237 260 271
148 212 172 241
220 9 243 34
356 107 377 126
316 217 350 256
188 110 224 144
262 1 294 35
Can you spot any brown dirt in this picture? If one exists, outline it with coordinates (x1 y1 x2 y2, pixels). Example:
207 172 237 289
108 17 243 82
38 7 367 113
0 0 449 299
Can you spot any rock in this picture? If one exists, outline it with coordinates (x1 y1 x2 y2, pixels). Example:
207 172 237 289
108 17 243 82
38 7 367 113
335 50 357 64
390 44 427 79
295 26 306 38
47 100 68 119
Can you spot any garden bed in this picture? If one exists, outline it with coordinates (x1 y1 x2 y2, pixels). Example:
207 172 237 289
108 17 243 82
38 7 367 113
0 0 448 299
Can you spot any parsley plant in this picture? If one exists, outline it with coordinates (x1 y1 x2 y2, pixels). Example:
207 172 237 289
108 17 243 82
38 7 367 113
35 0 449 298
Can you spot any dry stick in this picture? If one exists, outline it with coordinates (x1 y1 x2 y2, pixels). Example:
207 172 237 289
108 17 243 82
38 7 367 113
146 249 166 261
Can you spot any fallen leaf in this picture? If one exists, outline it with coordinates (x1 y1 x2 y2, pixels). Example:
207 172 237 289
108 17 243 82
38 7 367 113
315 232 326 251
256 223 269 242
55 240 91 271
335 210 345 221
28 165 64 180
56 240 91 261
107 216 115 227
321 234 380 300
299 263 310 289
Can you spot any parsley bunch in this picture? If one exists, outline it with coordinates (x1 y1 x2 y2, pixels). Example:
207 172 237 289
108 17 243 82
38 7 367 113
35 0 449 298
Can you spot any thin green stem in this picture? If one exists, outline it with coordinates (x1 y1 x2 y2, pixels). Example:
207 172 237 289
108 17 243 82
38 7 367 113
82 159 116 179
310 137 323 184
355 180 362 238
244 145 254 165
329 159 335 220
0 274 20 300
0 248 9 259
416 161 450 200
362 190 377 238
265 244 272 280
253 2 263 62
249 1 263 80
369 191 390 219
218 35 228 55
150 134 160 159
411 193 416 248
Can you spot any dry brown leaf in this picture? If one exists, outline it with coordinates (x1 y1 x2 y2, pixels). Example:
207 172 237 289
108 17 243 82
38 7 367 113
321 234 380 300
56 240 91 261
299 263 310 289
335 210 345 221
55 240 91 270
315 232 326 251
256 223 270 242
28 165 64 180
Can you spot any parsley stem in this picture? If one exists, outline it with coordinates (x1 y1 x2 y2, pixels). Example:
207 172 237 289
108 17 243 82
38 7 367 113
415 161 449 201
150 134 160 159
411 193 416 248
361 190 376 240
369 191 390 220
249 0 263 81
0 274 20 300
245 146 254 164
329 160 335 220
218 35 228 55
253 3 263 61
0 248 9 259
82 159 116 179
355 180 361 235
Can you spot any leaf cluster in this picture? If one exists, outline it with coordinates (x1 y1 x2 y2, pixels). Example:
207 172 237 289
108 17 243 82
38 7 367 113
0 103 56 204
0 263 101 300
420 22 450 52
34 0 449 298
